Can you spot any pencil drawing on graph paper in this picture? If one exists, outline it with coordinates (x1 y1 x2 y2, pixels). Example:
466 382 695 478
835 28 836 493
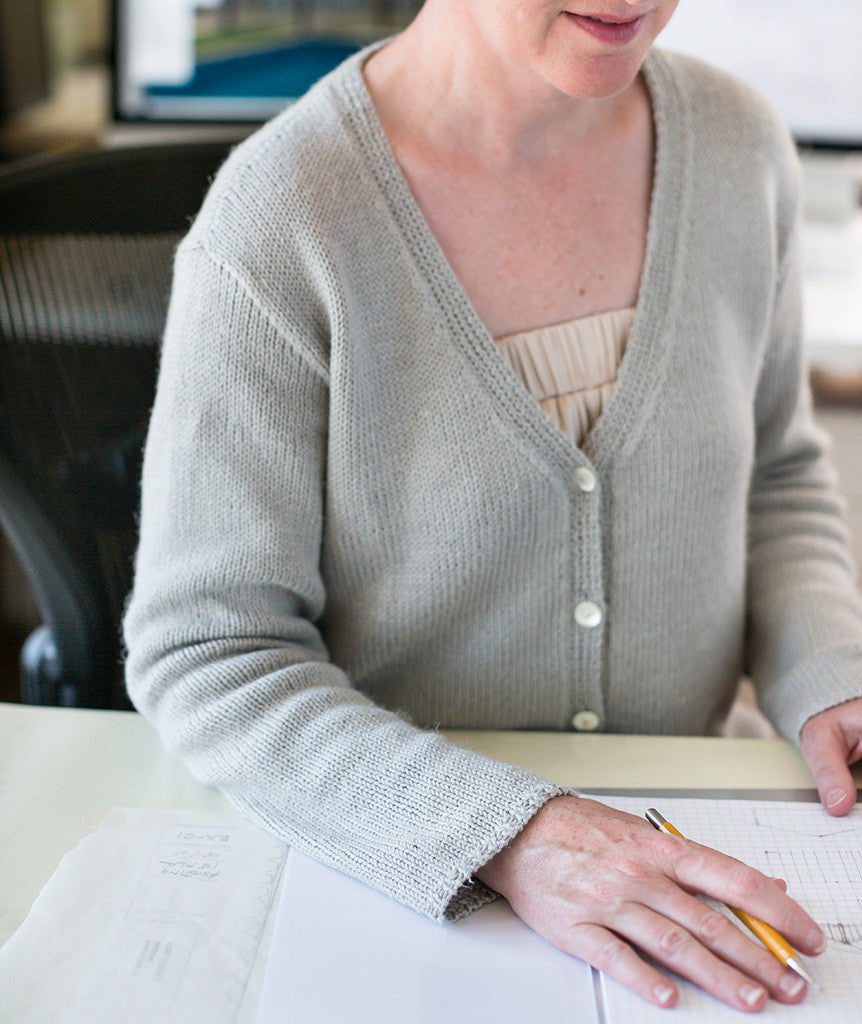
819 922 862 949
750 805 861 840
761 845 862 956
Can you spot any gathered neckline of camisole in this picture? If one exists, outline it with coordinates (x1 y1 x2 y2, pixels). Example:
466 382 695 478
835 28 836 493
495 307 636 448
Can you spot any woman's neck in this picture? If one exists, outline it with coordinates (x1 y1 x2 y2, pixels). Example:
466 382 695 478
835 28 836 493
363 3 647 172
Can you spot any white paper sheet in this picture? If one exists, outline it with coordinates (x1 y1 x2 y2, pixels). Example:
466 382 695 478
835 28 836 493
257 797 862 1024
0 809 287 1024
256 850 598 1024
6 797 860 1023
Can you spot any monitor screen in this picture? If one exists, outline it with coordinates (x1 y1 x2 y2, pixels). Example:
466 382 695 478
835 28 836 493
112 0 423 123
658 1 862 149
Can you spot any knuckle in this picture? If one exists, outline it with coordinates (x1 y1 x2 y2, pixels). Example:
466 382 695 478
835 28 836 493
670 844 706 882
774 902 809 938
648 832 677 860
752 946 785 981
810 759 838 782
614 856 652 883
657 924 689 959
727 863 762 902
593 935 628 973
696 907 730 945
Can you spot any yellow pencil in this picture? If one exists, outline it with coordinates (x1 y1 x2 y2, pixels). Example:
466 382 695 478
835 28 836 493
645 807 821 991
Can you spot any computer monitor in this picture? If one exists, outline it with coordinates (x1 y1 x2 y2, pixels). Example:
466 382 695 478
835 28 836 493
112 0 423 124
113 2 862 150
658 2 862 151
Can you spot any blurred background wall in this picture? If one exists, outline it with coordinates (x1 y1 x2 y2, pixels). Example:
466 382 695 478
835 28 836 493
0 0 109 160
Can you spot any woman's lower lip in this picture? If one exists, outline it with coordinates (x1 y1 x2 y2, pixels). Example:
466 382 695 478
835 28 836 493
567 13 645 45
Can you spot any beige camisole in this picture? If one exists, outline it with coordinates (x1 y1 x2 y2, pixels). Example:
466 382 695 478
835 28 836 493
495 307 636 448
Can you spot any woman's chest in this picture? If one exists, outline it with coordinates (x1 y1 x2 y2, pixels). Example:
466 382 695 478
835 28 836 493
388 105 654 335
412 166 651 337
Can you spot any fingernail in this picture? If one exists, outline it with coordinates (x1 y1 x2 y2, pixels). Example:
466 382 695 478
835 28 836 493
826 789 846 809
654 983 675 1005
740 984 767 1008
779 972 805 997
808 928 826 954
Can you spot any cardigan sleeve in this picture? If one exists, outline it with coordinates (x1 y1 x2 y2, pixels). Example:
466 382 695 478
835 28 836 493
123 239 569 923
745 167 862 739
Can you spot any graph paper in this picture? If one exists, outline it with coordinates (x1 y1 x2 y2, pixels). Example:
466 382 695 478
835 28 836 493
590 795 862 1021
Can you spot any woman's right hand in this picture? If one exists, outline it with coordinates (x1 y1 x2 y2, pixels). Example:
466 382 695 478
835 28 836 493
475 795 824 1012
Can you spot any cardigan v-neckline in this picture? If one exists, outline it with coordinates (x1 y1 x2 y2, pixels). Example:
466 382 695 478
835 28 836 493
341 47 689 473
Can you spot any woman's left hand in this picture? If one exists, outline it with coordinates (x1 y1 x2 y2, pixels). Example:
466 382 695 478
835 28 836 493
799 697 862 816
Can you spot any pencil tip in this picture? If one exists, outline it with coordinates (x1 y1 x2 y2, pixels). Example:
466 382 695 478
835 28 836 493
787 957 821 992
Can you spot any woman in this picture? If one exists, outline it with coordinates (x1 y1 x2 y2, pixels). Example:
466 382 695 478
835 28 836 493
125 0 862 1011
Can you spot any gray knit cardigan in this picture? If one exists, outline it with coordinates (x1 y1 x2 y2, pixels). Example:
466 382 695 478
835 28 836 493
124 46 862 921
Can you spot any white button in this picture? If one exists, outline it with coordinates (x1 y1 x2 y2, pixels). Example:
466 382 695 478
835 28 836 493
575 467 597 493
575 601 603 628
571 710 602 732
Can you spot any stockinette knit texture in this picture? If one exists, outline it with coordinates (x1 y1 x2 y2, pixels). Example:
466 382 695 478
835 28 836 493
125 46 862 921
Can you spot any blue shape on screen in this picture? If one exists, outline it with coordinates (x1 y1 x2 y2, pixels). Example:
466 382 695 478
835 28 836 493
146 38 360 100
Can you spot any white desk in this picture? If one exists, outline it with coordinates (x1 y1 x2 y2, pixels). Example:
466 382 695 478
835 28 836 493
4 701 860 951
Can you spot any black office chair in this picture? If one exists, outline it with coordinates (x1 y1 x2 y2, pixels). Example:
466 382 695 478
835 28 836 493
0 140 236 707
